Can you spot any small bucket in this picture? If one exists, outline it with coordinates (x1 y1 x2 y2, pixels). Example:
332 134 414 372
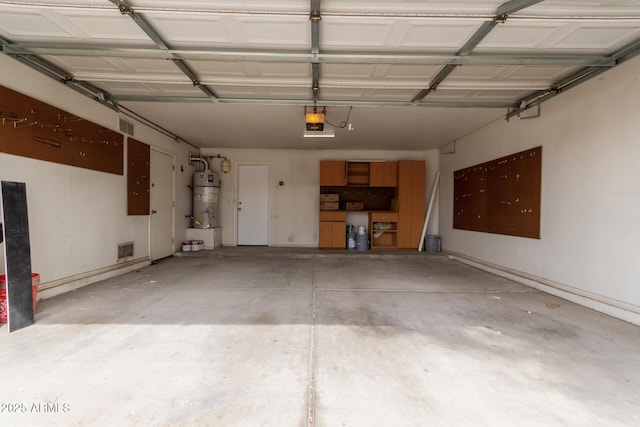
182 241 192 252
0 273 39 323
191 240 200 252
425 235 441 252
356 234 369 251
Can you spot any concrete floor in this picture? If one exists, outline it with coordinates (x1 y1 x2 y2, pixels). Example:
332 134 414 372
1 248 639 427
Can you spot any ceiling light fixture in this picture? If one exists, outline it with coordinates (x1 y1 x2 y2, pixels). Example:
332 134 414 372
305 105 326 131
303 129 335 138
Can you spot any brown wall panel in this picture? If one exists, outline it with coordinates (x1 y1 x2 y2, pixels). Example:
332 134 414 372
127 138 150 215
0 86 123 175
453 146 542 239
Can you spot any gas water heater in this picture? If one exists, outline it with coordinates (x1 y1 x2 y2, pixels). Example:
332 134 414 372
192 170 220 228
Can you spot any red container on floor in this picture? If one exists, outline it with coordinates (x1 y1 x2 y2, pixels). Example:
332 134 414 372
0 273 39 323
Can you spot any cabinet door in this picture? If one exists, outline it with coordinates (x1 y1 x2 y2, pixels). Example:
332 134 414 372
319 221 346 248
319 221 334 248
369 162 385 186
370 162 397 187
320 160 346 186
397 161 425 248
385 162 398 187
331 221 346 248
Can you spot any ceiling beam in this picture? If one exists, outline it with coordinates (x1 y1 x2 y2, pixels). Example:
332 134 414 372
108 0 218 100
413 0 543 103
0 35 119 112
495 0 544 22
506 36 640 119
414 22 498 103
310 0 321 101
111 94 512 109
0 44 616 67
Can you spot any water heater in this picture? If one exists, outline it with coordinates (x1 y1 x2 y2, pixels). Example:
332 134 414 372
193 170 220 228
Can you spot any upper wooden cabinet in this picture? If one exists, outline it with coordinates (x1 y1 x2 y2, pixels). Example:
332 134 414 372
369 161 397 187
320 160 346 186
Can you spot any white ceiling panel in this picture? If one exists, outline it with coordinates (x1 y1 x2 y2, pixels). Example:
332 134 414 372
322 0 504 15
321 17 484 52
96 81 204 98
191 61 310 79
1 0 108 5
321 87 419 101
426 88 535 103
254 62 312 79
0 6 151 45
143 13 309 49
321 63 437 87
213 85 310 99
478 20 640 54
549 23 640 52
128 0 309 13
447 65 581 86
522 0 640 17
42 55 183 77
397 20 487 51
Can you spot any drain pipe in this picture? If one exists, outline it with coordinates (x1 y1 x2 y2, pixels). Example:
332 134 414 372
190 157 210 171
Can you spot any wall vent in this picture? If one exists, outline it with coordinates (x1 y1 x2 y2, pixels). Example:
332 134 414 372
119 118 134 136
117 242 134 260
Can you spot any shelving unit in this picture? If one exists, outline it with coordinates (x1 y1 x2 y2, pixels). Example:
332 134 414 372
318 159 424 250
346 161 370 185
369 211 398 249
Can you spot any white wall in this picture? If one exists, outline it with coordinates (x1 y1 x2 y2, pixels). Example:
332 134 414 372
201 148 440 247
0 54 193 291
439 56 640 322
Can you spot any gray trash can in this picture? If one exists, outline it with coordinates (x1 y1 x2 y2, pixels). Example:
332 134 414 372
356 234 369 251
425 235 441 252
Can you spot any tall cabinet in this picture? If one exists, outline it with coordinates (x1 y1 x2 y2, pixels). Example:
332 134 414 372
397 160 425 249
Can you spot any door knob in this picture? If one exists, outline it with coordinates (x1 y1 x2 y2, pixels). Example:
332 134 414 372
151 209 157 214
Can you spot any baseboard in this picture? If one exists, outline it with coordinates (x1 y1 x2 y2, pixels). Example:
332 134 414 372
446 251 640 327
38 257 151 300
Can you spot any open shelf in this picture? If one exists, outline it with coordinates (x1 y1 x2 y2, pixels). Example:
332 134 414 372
347 161 370 185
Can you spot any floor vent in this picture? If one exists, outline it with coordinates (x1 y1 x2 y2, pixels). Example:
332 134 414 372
119 118 134 136
118 242 134 260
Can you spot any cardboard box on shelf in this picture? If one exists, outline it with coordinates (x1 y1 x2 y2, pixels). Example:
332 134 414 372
320 193 339 202
320 201 340 211
344 201 365 211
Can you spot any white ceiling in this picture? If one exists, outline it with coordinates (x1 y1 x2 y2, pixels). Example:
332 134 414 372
1 0 639 150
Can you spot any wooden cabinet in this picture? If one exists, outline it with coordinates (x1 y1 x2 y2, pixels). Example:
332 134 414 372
396 160 425 249
369 162 397 187
369 211 398 249
320 160 346 186
319 211 347 248
317 159 423 250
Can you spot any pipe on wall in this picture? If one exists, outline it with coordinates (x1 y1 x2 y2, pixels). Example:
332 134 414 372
189 157 209 171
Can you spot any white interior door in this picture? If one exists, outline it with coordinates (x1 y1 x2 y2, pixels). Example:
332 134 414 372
150 149 174 260
237 164 269 246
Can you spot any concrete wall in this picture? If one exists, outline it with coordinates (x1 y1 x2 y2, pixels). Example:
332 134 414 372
200 148 440 247
439 56 640 324
0 54 193 293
